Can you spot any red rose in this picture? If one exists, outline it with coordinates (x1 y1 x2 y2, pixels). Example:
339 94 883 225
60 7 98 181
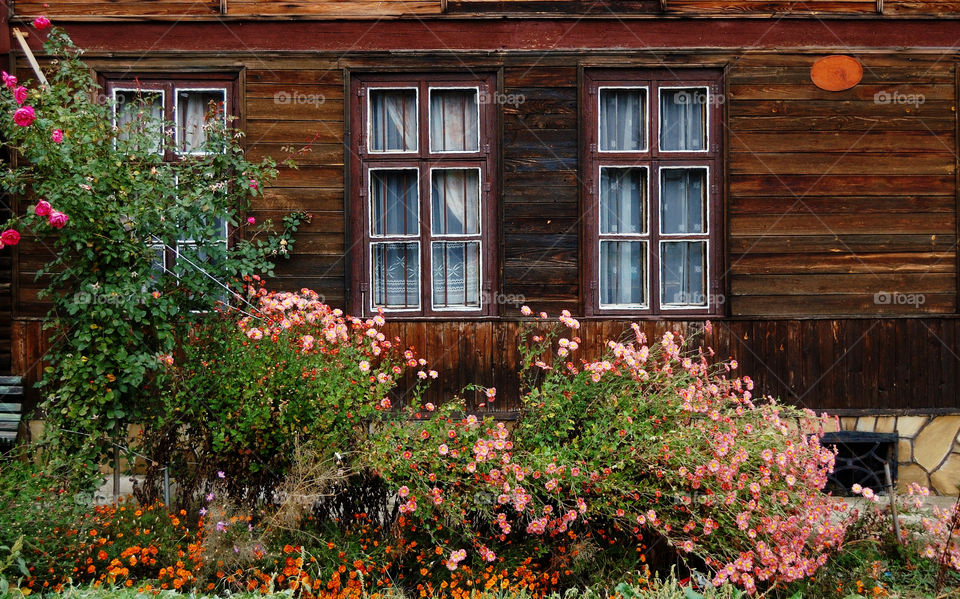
0 229 20 246
34 200 52 217
33 16 51 29
13 106 35 127
48 211 69 229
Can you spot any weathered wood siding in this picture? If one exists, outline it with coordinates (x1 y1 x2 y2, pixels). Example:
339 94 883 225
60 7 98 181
13 0 960 17
7 27 960 410
13 317 960 414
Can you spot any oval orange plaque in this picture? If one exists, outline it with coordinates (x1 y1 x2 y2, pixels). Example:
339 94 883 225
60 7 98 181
811 55 863 91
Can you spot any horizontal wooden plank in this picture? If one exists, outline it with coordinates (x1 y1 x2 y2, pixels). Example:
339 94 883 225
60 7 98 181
728 195 956 215
667 1 875 14
729 152 955 176
731 273 956 295
729 115 956 132
245 120 343 144
730 175 955 196
16 0 219 15
730 99 952 119
247 97 343 121
730 294 955 316
728 84 953 102
728 66 955 85
730 211 955 235
227 0 441 15
729 252 956 275
730 131 955 154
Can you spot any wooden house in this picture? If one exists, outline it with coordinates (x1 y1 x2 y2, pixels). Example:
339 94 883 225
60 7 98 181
3 0 960 491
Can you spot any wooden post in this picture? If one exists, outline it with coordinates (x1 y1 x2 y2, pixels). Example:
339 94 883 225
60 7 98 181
11 29 48 87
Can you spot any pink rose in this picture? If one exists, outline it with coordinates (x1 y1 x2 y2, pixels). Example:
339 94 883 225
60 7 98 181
34 200 52 217
1 72 16 89
51 128 63 143
248 179 258 191
33 16 51 30
48 211 69 229
0 229 20 246
247 216 256 225
13 86 27 106
13 106 35 127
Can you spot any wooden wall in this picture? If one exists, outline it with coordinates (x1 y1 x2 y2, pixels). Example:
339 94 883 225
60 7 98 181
13 317 960 415
7 41 960 410
12 0 960 17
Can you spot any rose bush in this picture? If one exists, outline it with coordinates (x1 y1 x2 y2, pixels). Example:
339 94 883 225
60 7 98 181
0 22 304 465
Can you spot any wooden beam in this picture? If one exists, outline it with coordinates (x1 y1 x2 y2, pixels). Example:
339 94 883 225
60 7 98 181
11 29 47 87
877 0 883 14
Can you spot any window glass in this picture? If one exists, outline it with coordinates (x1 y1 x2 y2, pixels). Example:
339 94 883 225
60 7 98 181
660 87 707 152
431 169 480 235
432 241 481 309
661 168 707 235
661 240 706 307
371 170 419 237
599 88 646 152
370 89 418 152
430 88 480 153
373 242 420 309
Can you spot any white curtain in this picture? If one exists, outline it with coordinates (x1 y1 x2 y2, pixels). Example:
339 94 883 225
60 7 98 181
371 170 418 236
661 168 706 234
432 241 480 308
600 240 645 306
370 89 417 152
430 89 479 153
115 90 163 153
660 88 705 151
432 169 479 235
599 89 645 152
373 242 419 308
661 241 705 306
179 91 224 152
600 167 645 235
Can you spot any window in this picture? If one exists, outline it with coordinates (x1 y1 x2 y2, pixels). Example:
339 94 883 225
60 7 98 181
104 75 236 285
583 69 722 316
350 74 498 316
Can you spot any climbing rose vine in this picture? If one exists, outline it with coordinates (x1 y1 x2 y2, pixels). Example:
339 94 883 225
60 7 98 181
0 20 304 464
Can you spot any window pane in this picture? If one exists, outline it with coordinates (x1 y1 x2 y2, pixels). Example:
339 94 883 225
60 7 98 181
430 89 480 153
599 88 646 152
373 242 420 309
600 167 646 234
661 168 707 235
660 87 707 152
115 90 164 154
432 241 481 309
431 169 480 235
371 170 419 236
178 90 226 153
661 241 706 307
599 240 646 307
370 89 417 152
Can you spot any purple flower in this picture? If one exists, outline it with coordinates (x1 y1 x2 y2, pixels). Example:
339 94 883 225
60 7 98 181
216 521 228 532
217 470 226 479
206 492 215 502
199 507 208 516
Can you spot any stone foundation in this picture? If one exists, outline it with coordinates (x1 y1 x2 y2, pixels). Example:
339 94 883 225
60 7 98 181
828 414 960 495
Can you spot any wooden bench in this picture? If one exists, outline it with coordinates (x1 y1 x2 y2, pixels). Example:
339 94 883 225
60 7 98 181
0 376 24 452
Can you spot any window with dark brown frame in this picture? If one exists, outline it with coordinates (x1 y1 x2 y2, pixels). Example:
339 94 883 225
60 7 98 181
103 74 237 285
350 73 498 317
582 69 723 317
